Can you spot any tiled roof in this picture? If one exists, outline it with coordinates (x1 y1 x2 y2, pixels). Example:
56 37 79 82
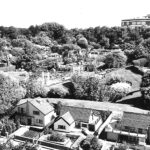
29 99 54 115
120 112 150 130
17 99 28 106
60 105 101 123
17 98 54 115
61 111 74 125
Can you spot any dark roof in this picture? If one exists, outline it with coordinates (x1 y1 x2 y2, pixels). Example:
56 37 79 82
120 112 150 130
60 105 101 123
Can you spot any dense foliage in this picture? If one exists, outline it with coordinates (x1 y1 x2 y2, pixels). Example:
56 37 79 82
0 73 26 114
1 23 150 72
81 135 102 150
140 71 150 106
71 74 127 102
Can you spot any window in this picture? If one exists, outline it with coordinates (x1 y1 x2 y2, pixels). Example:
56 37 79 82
33 111 39 115
39 119 43 124
21 108 24 113
124 126 130 131
82 123 88 128
75 121 81 128
138 128 143 134
36 119 43 124
58 125 66 130
130 127 135 132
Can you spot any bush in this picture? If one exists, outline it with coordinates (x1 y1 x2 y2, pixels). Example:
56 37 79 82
0 117 16 136
132 58 148 67
106 73 126 86
0 73 26 114
48 85 69 98
141 71 150 105
77 37 88 48
26 76 49 98
104 52 127 68
47 132 66 142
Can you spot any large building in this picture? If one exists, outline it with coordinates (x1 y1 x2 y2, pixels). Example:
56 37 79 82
121 14 150 28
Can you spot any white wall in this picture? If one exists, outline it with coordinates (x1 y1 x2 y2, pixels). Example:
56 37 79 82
44 111 55 126
16 103 27 114
16 102 55 127
54 118 75 132
28 102 44 126
95 119 103 131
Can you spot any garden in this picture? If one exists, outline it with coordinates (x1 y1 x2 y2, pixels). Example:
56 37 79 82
39 131 79 147
22 127 43 139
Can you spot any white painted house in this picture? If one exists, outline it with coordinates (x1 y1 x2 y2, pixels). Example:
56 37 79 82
54 105 103 132
54 112 75 132
15 98 56 127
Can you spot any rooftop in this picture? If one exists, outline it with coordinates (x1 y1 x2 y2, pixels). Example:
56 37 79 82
115 112 150 130
60 111 74 125
60 105 101 123
17 98 54 115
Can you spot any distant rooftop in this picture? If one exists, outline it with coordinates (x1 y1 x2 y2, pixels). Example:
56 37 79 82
122 14 150 21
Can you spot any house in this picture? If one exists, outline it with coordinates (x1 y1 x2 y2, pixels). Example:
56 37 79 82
15 98 56 127
54 105 103 132
105 112 150 145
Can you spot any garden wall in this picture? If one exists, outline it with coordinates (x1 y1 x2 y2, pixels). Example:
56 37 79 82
14 135 72 150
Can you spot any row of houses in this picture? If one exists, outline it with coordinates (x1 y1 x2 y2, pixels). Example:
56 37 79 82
15 98 103 133
14 98 150 146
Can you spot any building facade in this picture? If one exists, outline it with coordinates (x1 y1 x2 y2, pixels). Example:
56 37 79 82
121 14 150 28
15 98 56 127
105 112 150 145
54 105 103 133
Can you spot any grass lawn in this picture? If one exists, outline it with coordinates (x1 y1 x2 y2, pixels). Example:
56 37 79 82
23 130 41 138
105 67 142 92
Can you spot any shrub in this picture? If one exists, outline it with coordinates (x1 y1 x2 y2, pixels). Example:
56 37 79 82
132 58 148 67
26 77 48 98
23 130 40 138
141 71 150 106
106 73 126 85
0 118 16 136
0 73 26 114
104 52 127 68
77 37 88 48
47 132 66 142
48 85 69 98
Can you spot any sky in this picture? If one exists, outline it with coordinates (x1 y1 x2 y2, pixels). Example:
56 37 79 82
0 0 150 29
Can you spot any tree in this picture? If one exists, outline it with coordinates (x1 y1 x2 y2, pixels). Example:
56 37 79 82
104 52 127 68
25 76 48 98
81 135 101 150
90 136 102 150
0 73 26 114
133 44 147 59
140 71 150 106
72 75 100 101
55 101 62 116
77 37 88 48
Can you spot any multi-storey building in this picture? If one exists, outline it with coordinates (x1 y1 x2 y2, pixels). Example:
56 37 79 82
121 14 150 28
